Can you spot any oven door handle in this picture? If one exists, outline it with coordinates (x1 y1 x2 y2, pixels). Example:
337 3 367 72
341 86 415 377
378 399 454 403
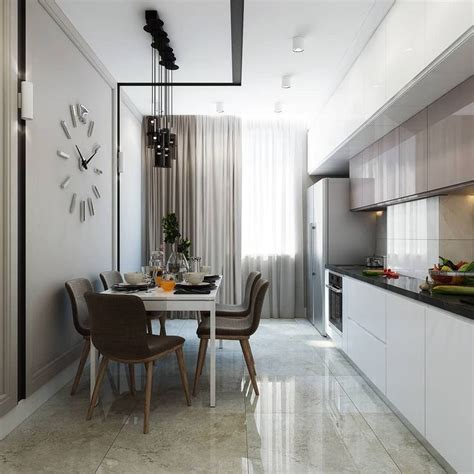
325 284 342 294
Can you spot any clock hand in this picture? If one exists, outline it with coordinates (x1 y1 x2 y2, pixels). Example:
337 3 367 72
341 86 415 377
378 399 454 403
85 145 101 165
75 145 88 169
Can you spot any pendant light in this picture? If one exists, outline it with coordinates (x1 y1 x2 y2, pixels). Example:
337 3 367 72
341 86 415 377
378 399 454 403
144 10 179 169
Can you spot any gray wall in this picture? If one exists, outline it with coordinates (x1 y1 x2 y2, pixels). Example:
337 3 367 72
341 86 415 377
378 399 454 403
119 103 143 272
25 1 114 395
0 0 18 416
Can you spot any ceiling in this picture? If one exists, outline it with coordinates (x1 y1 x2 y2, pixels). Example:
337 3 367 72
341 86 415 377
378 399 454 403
56 0 393 119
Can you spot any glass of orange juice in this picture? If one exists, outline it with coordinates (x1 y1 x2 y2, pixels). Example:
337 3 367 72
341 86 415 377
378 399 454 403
160 279 176 292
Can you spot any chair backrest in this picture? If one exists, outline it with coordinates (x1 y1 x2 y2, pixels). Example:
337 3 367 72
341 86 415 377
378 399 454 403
99 271 123 290
65 278 94 337
247 279 269 336
242 271 262 308
84 292 151 361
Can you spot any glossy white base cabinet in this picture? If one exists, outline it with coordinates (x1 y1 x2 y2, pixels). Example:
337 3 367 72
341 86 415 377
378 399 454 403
386 293 425 435
339 273 474 473
425 307 474 474
347 318 386 394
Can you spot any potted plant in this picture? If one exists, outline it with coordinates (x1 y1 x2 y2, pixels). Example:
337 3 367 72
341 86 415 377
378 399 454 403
161 213 191 276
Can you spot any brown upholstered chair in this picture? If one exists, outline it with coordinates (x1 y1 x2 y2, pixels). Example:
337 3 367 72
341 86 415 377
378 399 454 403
217 271 261 317
100 270 167 336
84 292 191 434
193 279 269 396
65 278 93 395
99 271 123 290
201 272 261 322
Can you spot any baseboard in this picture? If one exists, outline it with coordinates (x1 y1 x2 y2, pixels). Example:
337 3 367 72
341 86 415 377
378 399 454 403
0 358 77 440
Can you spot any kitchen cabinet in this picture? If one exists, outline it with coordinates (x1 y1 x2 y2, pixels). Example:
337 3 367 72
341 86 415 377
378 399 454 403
427 76 474 190
344 277 386 342
362 142 379 207
425 307 474 473
349 152 364 209
347 318 386 394
378 128 400 202
399 108 428 196
386 293 425 435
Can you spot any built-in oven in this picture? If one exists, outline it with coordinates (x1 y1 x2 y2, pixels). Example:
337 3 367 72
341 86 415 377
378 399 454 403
326 272 343 334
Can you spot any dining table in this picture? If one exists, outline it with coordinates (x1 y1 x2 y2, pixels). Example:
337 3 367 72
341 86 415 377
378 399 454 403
91 277 222 407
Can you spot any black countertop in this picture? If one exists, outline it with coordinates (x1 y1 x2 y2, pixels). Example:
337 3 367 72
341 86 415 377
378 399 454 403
326 264 474 321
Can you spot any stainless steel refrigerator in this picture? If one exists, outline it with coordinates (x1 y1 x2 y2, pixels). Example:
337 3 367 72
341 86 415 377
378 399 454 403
307 178 376 335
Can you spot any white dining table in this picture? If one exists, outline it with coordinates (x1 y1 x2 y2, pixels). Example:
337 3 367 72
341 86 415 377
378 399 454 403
91 277 221 407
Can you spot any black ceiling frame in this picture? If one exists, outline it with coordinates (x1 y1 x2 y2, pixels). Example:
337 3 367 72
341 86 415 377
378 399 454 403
116 0 244 270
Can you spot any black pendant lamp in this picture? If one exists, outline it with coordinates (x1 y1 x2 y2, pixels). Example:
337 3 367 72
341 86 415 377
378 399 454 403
144 10 179 169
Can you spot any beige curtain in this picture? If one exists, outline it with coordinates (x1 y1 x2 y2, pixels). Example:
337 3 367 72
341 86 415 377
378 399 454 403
145 115 242 307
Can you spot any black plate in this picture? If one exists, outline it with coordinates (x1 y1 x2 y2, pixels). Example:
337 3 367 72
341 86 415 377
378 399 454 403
175 282 214 290
112 283 149 292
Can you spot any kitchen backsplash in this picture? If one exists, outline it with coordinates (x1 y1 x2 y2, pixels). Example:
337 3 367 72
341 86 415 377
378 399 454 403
375 195 474 279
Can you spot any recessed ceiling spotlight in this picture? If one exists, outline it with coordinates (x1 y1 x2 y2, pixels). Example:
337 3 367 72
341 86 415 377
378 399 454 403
216 102 224 113
282 75 291 89
292 36 304 53
274 101 284 113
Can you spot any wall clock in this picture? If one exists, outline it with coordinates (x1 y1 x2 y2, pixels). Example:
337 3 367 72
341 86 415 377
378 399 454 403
58 104 102 222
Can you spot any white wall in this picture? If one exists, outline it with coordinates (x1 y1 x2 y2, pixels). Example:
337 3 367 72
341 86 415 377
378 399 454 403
119 101 143 272
25 0 114 394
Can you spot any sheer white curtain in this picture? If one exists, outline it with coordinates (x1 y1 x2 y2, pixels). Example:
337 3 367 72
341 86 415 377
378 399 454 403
241 119 306 318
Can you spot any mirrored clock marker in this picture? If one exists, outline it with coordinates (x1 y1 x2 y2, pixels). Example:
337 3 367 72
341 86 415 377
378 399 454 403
92 185 101 199
87 121 94 137
69 193 77 213
60 120 71 139
87 198 95 216
60 176 71 189
78 104 89 124
94 168 103 175
57 150 70 159
80 201 86 222
70 105 77 128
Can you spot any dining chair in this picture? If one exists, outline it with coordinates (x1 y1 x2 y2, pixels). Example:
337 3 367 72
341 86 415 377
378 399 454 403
84 292 191 434
65 278 93 395
100 270 167 336
193 279 269 396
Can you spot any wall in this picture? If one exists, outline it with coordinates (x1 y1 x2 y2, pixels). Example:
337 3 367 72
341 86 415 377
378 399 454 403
119 100 143 272
0 0 18 417
25 0 114 395
385 196 474 279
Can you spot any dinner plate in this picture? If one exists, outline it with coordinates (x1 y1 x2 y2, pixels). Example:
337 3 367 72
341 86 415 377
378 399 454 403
176 282 213 290
112 283 149 292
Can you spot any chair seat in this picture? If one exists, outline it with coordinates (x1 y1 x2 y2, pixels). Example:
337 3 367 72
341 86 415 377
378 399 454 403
217 303 249 317
147 335 184 354
197 316 252 338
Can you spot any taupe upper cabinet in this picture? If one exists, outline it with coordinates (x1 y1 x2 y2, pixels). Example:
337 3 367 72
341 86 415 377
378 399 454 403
378 128 400 202
363 142 379 206
400 108 428 197
427 77 474 190
349 152 364 209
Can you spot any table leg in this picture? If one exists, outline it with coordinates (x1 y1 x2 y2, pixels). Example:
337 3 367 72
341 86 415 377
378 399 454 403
210 304 216 407
90 342 98 400
219 340 223 349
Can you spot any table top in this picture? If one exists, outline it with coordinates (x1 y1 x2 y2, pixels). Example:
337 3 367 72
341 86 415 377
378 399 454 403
101 277 222 301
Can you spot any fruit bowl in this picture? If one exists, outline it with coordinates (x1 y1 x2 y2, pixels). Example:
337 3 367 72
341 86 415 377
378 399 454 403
429 269 474 286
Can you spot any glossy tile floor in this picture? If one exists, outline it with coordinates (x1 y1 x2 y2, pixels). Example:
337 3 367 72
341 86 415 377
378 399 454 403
0 319 444 473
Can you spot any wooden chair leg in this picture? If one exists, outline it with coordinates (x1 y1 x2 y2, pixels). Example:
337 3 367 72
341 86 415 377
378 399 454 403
128 364 135 396
193 338 208 396
176 347 191 406
144 361 154 434
198 339 209 377
159 314 167 336
240 339 259 396
86 356 109 420
71 338 90 395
